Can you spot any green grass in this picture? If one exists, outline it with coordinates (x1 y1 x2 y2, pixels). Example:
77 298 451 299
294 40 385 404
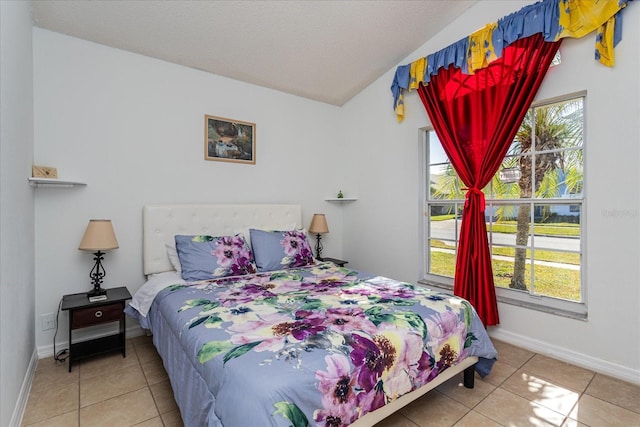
492 246 579 265
430 215 581 237
490 221 580 237
492 259 580 301
428 216 582 301
430 240 579 265
429 244 580 301
431 214 457 221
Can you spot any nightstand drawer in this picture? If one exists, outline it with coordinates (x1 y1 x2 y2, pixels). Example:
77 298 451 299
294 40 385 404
71 303 123 328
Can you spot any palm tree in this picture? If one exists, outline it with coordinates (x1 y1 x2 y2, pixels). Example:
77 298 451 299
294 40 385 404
429 98 583 291
507 99 583 290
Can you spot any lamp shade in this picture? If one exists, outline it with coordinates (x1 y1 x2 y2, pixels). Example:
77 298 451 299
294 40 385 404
78 219 119 251
308 214 329 234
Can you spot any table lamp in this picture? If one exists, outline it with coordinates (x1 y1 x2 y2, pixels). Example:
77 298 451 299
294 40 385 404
78 219 119 297
308 213 329 259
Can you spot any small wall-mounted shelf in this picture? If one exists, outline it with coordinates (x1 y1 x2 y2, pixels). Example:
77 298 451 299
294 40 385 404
28 177 87 188
325 198 357 202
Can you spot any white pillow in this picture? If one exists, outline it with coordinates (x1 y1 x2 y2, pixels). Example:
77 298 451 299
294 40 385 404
165 242 182 273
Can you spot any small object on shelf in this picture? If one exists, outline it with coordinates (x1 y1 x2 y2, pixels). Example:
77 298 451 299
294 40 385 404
337 190 344 199
32 165 58 179
61 286 132 372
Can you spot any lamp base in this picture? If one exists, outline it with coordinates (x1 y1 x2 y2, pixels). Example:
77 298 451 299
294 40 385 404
314 233 323 260
87 287 107 298
87 250 107 299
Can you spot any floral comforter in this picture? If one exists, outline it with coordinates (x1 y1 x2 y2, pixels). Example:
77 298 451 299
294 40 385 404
140 262 497 426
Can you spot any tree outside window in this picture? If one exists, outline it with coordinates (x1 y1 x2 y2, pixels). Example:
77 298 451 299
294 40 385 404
424 96 584 310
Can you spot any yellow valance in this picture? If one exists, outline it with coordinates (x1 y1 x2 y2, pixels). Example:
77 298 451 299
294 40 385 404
391 0 634 122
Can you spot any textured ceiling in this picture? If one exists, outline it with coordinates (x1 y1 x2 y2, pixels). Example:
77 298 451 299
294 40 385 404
32 0 477 106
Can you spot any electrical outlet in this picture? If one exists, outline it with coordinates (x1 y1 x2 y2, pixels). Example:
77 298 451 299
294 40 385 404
41 313 56 331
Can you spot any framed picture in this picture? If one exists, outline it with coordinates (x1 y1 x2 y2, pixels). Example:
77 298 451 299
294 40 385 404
205 115 256 164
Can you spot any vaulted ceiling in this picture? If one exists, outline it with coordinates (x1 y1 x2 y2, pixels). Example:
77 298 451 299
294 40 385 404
33 0 477 106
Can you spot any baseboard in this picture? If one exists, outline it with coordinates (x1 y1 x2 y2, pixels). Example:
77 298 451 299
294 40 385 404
489 329 640 385
37 324 146 358
9 347 38 427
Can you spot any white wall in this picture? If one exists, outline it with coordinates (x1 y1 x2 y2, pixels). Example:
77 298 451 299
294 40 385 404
1 1 37 425
32 29 349 353
341 0 640 382
29 0 639 389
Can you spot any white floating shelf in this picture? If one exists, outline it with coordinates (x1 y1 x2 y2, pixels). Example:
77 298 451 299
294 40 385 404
28 177 87 188
325 198 357 202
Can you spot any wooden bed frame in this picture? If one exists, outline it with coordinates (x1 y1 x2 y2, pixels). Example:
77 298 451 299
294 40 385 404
142 203 477 426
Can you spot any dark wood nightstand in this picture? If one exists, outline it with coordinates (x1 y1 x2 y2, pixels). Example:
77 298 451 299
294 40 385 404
318 257 348 267
61 286 131 372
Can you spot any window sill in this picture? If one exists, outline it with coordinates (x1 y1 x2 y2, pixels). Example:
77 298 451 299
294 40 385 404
417 280 454 294
417 279 587 321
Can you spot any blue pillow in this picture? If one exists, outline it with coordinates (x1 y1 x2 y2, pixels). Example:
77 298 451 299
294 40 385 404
175 234 256 281
249 229 315 272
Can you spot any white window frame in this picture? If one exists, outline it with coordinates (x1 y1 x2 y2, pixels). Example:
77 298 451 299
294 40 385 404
419 93 587 319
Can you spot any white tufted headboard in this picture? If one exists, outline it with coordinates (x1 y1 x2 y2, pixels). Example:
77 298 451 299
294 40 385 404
143 204 303 275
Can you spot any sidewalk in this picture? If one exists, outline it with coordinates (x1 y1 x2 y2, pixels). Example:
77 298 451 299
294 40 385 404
431 247 580 270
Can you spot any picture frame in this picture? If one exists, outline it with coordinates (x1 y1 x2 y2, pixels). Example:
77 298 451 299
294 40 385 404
205 115 256 164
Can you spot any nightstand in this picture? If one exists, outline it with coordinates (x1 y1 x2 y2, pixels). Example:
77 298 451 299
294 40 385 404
61 286 132 372
318 257 348 267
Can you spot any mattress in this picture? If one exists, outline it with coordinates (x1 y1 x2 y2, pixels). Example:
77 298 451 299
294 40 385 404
126 262 497 426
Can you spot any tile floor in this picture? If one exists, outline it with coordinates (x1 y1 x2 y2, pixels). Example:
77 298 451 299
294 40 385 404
22 336 640 427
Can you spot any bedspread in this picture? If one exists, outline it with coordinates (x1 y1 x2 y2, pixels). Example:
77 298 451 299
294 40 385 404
133 262 497 426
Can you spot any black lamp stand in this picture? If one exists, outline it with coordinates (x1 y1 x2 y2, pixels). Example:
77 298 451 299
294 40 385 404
87 250 108 297
314 233 324 260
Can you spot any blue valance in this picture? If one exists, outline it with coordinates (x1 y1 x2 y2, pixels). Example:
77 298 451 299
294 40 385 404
392 0 634 121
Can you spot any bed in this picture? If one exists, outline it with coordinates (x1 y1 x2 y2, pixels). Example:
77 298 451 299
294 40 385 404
125 204 497 427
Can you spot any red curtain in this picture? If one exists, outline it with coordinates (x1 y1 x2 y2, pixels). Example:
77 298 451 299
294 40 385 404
417 33 561 326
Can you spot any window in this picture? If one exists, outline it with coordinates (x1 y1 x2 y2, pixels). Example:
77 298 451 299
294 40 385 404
421 95 585 317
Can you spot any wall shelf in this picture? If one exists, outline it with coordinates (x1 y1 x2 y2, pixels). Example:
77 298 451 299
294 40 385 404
325 198 357 202
28 177 87 188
